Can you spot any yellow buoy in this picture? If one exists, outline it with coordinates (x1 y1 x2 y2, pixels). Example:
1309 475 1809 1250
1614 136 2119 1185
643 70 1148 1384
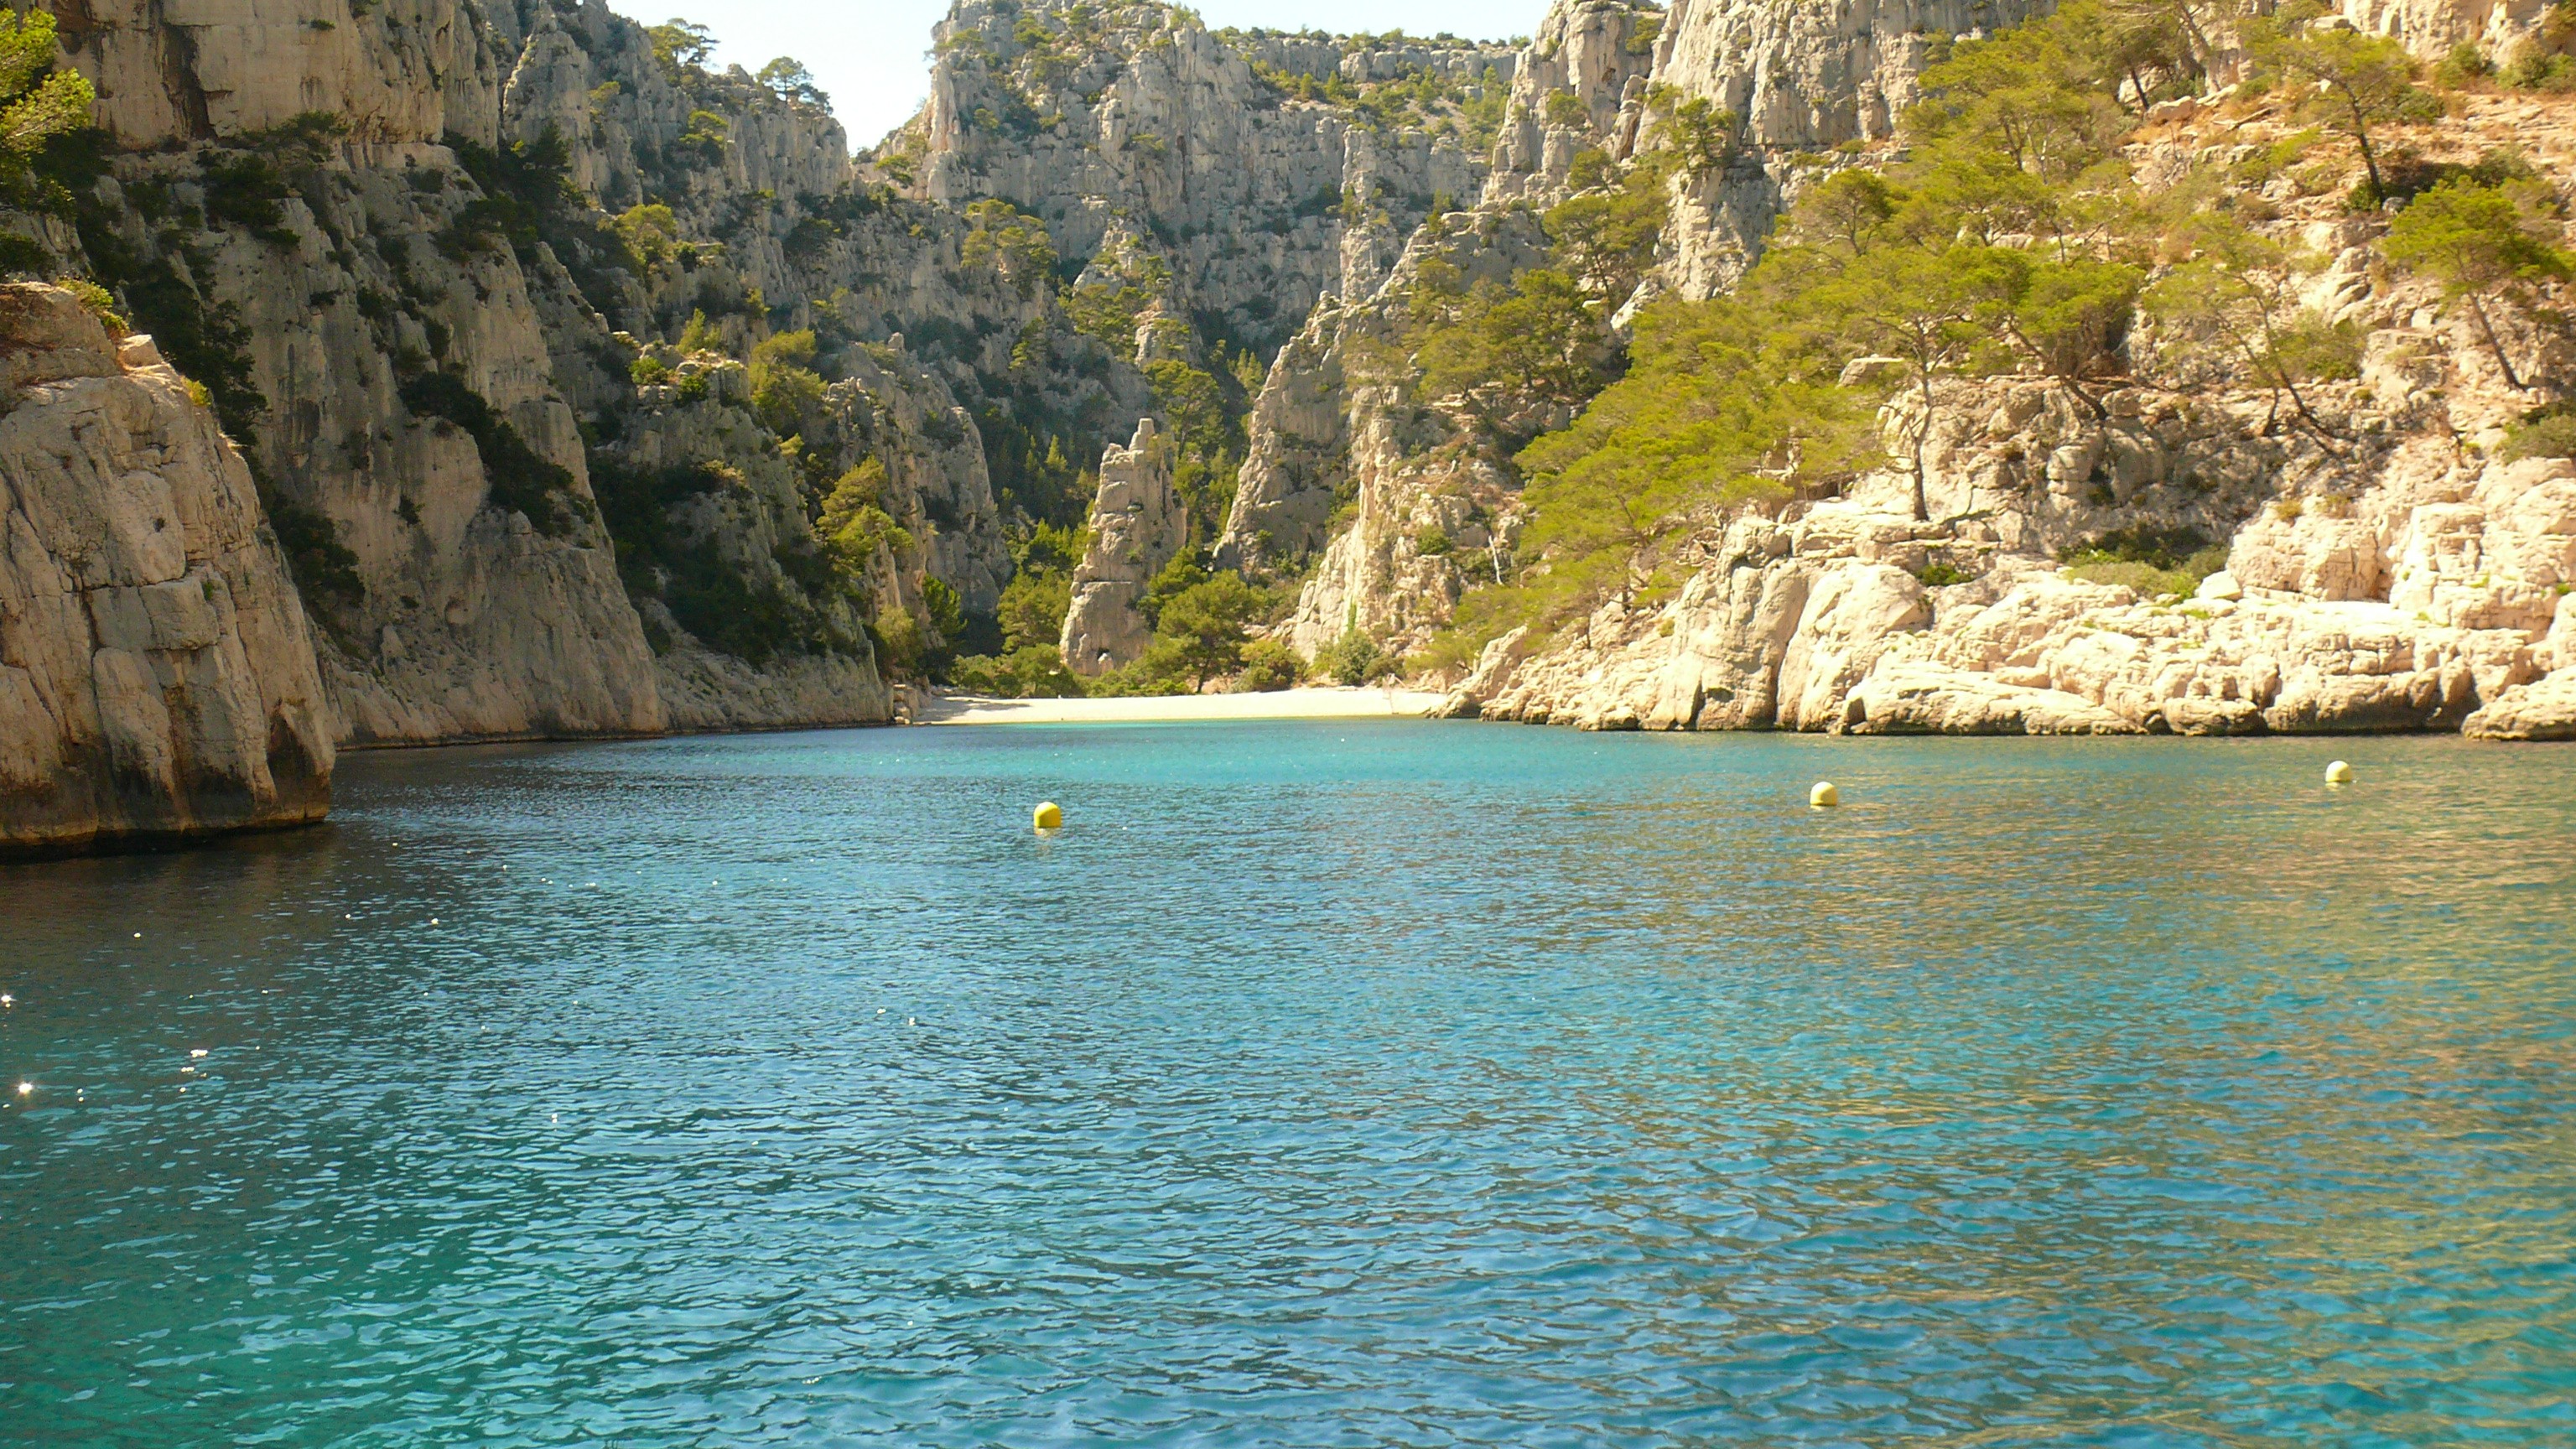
2324 760 2353 786
1032 801 1063 831
1810 781 1840 808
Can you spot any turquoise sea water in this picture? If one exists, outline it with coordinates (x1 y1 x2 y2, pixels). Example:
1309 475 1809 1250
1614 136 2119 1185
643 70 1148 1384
2 723 2573 1446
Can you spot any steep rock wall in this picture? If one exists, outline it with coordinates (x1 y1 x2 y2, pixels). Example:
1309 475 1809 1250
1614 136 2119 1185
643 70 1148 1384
44 0 1020 741
60 0 503 147
77 134 669 744
0 285 334 853
1061 419 1182 675
1485 0 1663 204
1219 207 1551 576
911 1 1512 350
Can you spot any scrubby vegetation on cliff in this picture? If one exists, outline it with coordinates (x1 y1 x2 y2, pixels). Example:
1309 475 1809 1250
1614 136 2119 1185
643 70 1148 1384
1420 0 2573 665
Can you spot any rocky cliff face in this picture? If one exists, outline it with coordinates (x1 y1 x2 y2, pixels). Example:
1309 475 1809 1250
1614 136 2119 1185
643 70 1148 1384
1061 419 1181 674
1484 0 1663 205
1206 0 2576 745
906 1 1515 350
1441 138 2576 743
60 0 503 148
1645 0 2057 296
0 284 334 854
8 0 2567 821
31 0 1057 745
1218 207 1552 574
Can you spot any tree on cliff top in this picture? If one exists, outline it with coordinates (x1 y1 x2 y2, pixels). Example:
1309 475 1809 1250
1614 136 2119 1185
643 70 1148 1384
649 18 715 74
757 58 829 108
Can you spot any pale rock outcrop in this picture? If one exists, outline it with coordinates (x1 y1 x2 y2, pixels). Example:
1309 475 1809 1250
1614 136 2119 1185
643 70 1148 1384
1226 209 1556 656
914 2 1510 350
1061 420 1182 675
1443 315 2574 740
2463 666 2576 740
1216 304 1352 569
1844 664 2141 735
497 0 854 304
1486 0 1664 203
60 0 506 147
1639 0 2059 297
2338 0 2552 57
1773 561 1931 730
1284 408 1519 657
1652 0 2054 153
0 285 334 853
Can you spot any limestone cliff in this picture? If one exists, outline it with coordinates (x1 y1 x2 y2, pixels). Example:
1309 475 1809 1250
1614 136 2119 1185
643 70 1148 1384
31 0 1039 741
1484 0 1663 205
1441 81 2576 741
1219 0 2576 745
905 0 1515 350
0 284 334 853
9 0 2568 782
1061 419 1181 675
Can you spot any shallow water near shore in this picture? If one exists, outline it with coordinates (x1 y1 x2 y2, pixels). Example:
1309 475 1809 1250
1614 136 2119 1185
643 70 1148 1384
3 724 2573 1446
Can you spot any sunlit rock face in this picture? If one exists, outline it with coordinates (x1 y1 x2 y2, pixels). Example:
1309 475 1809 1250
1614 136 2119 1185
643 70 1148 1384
911 1 1514 353
0 285 335 853
1062 420 1184 676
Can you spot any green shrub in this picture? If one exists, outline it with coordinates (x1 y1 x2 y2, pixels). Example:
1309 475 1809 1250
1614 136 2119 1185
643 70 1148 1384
55 276 124 332
2504 43 2576 91
2061 524 2211 571
2435 43 2491 88
1236 637 1303 691
948 645 1084 697
2503 411 2576 461
2064 545 2230 599
1312 627 1394 685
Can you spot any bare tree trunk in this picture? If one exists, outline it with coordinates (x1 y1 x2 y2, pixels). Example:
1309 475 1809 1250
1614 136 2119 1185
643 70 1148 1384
2348 95 2385 200
2464 292 2527 391
1912 372 1935 522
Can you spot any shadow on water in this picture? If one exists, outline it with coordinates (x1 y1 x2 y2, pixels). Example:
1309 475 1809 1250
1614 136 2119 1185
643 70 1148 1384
2 724 2571 1446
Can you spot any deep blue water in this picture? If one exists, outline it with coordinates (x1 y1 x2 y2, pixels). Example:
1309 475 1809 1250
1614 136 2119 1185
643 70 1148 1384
2 723 2572 1446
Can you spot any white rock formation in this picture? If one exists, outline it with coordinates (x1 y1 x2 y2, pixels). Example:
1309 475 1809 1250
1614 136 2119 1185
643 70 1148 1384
911 1 1512 347
0 286 335 853
1445 378 2576 740
61 0 503 147
1061 419 1182 675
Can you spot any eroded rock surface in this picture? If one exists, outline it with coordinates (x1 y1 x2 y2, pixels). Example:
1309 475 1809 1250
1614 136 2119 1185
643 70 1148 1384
0 286 334 853
1446 377 2576 739
1062 420 1182 675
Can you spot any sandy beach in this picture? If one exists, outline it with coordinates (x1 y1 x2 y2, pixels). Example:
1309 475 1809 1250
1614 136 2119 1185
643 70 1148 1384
913 686 1446 725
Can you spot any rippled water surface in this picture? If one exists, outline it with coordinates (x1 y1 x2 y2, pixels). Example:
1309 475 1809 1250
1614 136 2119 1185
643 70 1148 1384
3 724 2573 1446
